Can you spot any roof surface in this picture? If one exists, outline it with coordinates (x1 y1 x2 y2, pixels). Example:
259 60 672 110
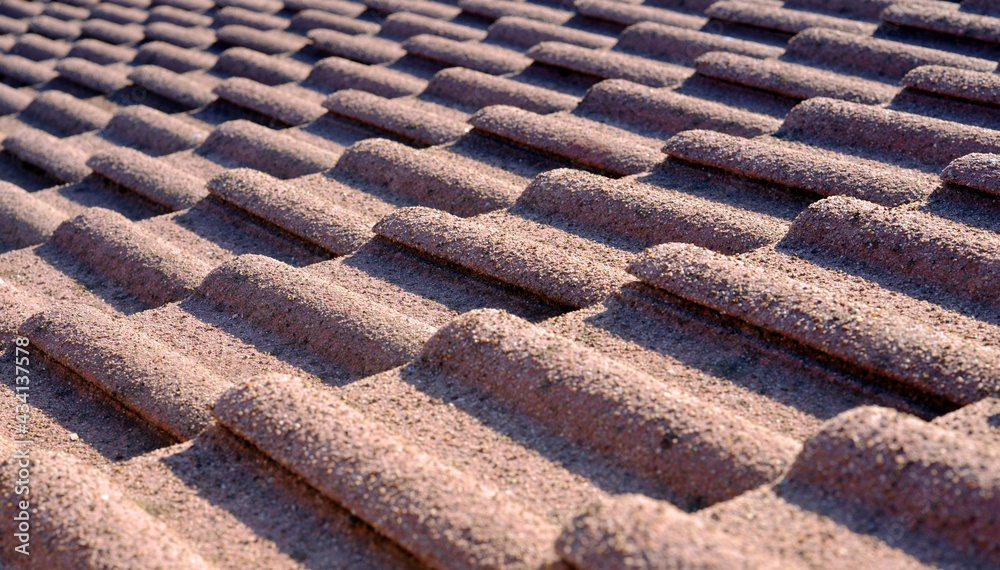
0 0 998 567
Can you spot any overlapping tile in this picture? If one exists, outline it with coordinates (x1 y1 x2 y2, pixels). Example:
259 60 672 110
0 0 997 566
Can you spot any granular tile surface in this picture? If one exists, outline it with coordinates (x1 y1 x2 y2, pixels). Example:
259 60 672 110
0 0 998 567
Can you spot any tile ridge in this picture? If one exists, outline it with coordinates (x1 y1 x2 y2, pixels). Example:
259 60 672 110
2 126 90 183
416 308 801 506
374 205 632 308
0 450 212 567
516 167 785 253
335 137 521 215
781 96 1000 166
629 242 1000 406
87 147 208 210
782 405 1000 565
206 167 373 255
198 119 338 178
213 372 565 569
662 129 929 206
0 181 68 248
50 207 212 305
784 195 1000 311
196 254 434 375
19 302 226 439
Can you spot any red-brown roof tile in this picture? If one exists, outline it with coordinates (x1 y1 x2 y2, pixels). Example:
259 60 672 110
403 33 532 74
460 0 572 23
11 32 71 60
310 28 408 64
2 0 1000 566
786 26 996 79
617 21 784 63
67 36 135 62
708 0 876 34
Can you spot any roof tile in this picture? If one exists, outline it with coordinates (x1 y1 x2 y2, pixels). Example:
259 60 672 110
458 0 572 24
786 195 1000 312
617 21 784 64
663 129 928 206
0 0 44 18
216 24 309 54
581 79 781 139
694 50 898 104
425 66 578 113
784 406 1000 564
56 56 132 93
575 0 707 29
0 53 59 85
403 33 532 74
89 2 147 24
3 127 91 182
88 147 208 210
28 14 82 40
214 46 309 84
0 83 32 115
706 0 877 35
420 309 801 504
783 0 897 19
103 104 208 154
630 242 1000 406
199 119 339 177
782 96 1000 166
23 90 112 135
11 33 72 61
336 137 521 215
50 207 212 305
152 0 213 12
933 396 1000 447
308 56 429 98
134 39 218 72
1 0 999 563
216 0 283 13
146 4 213 27
215 5 291 30
0 181 68 248
375 206 631 307
883 2 1000 43
284 0 366 15
207 167 373 254
527 41 691 88
213 77 325 125
942 152 1000 196
324 89 470 146
517 168 787 254
902 64 1000 106
214 372 564 569
80 17 145 44
66 36 136 63
310 28 408 64
471 104 662 175
199 255 433 373
143 21 216 48
381 11 488 40
0 451 212 567
290 8 377 33
128 64 217 108
42 1 91 20
363 0 461 19
0 13 28 34
486 15 617 49
21 302 225 439
559 495 787 569
786 27 996 80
